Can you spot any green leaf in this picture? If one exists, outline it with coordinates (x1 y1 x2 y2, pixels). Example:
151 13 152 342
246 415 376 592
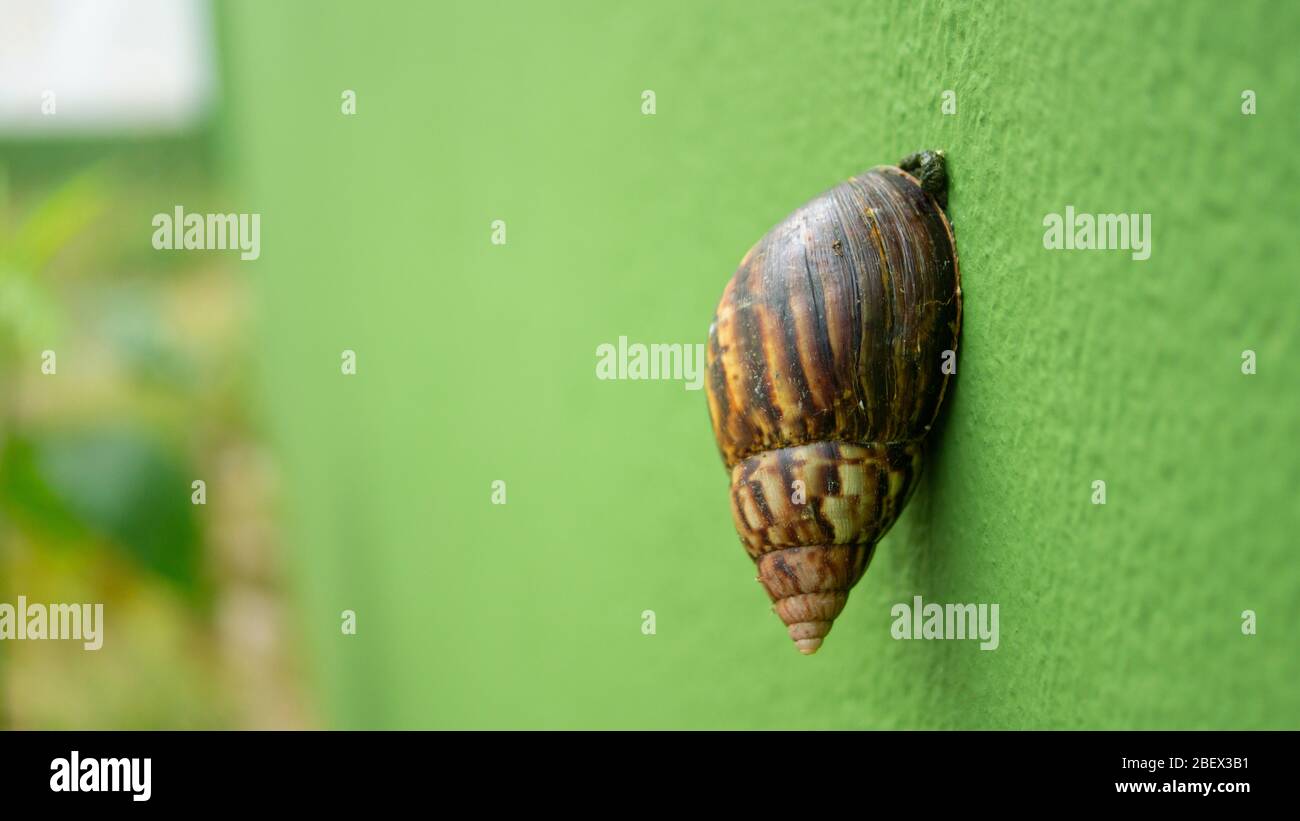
3 167 110 274
0 427 203 594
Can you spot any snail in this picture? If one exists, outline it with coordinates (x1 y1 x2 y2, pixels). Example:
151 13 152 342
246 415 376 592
704 150 961 654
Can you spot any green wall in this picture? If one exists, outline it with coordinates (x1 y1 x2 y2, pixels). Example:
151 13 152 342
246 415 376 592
224 0 1299 728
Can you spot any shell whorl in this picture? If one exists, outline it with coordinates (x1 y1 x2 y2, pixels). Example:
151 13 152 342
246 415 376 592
732 441 924 652
706 165 960 654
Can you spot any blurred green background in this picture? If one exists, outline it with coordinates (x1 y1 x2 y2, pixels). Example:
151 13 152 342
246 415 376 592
2 0 1297 728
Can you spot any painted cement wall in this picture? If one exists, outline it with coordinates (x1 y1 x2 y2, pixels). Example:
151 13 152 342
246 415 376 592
226 0 1298 728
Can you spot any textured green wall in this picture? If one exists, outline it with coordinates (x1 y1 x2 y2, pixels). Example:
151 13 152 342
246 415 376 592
225 0 1299 728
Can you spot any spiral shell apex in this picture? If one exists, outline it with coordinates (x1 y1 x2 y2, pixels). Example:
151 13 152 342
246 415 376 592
705 155 961 654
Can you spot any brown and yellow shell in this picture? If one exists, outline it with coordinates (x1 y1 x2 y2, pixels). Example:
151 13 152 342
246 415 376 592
705 161 961 654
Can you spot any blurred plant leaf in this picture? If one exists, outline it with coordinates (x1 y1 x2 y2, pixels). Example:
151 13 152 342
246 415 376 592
0 275 62 354
0 427 203 596
0 165 110 275
0 164 110 356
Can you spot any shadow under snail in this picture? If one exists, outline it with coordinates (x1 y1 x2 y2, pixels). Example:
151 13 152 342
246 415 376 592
704 150 961 654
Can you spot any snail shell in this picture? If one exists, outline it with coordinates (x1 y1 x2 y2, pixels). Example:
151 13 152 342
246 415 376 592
705 157 961 654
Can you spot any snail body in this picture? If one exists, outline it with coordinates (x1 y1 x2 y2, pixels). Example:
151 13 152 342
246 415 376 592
705 152 961 654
